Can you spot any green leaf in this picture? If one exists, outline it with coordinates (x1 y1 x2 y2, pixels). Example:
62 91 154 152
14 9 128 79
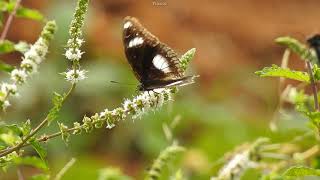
98 167 132 180
4 124 22 137
14 41 29 53
282 166 320 178
47 92 65 124
13 156 48 171
16 7 44 21
0 40 15 54
255 64 310 82
0 2 7 11
29 174 50 180
275 36 318 64
30 140 47 163
0 60 14 73
21 119 31 136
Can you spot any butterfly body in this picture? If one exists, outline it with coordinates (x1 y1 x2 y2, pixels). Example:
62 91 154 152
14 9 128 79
122 16 196 91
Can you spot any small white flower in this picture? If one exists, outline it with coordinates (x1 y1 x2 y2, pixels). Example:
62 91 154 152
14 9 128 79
64 69 87 83
21 59 38 73
1 83 17 96
24 48 42 64
76 38 85 46
34 38 48 58
11 69 28 84
65 48 83 60
99 108 111 120
2 100 10 110
106 123 115 129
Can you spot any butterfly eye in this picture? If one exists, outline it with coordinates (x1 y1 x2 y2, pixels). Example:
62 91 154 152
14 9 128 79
124 21 132 29
128 37 144 48
152 54 171 73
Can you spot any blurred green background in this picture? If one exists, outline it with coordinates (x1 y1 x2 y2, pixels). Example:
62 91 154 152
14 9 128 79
1 0 320 179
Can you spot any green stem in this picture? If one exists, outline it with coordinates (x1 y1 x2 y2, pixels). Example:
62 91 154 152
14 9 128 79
0 84 76 157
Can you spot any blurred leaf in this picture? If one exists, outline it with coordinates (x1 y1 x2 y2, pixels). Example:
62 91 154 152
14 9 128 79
16 7 44 21
4 124 22 137
0 12 3 27
0 131 20 146
0 2 6 11
48 92 65 124
30 140 47 163
0 60 14 72
255 64 310 83
13 156 48 171
29 174 50 180
146 144 185 180
0 40 15 54
276 36 318 64
21 119 31 136
98 167 132 180
282 166 320 178
14 41 29 53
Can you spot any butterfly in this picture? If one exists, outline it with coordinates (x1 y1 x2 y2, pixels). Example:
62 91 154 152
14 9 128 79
122 16 197 91
307 34 320 64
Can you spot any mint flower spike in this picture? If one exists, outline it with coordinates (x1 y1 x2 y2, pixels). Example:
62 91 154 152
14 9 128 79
0 21 57 110
180 48 196 72
57 48 197 139
63 0 89 84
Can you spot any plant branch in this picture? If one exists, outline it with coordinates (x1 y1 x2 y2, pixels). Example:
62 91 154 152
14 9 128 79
0 0 22 41
0 84 76 157
306 61 319 111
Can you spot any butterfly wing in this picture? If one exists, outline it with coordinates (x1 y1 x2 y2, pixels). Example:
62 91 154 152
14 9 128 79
122 16 184 88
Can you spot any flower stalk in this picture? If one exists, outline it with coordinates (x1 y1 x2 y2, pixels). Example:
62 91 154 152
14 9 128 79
0 21 57 110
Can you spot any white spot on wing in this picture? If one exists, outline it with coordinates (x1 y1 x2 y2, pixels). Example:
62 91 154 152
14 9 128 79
124 21 132 29
152 54 171 73
128 37 144 47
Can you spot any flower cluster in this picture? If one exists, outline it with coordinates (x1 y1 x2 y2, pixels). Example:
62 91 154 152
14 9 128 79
58 88 175 141
62 0 89 83
0 21 57 110
211 138 271 180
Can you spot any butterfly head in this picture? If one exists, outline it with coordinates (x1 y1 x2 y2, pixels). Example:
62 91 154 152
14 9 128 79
307 34 320 47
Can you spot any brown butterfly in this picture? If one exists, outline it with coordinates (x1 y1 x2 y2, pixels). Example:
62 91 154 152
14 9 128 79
122 16 197 91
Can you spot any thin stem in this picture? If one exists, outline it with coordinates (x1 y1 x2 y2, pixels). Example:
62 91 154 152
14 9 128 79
270 49 290 131
17 167 24 180
54 158 76 180
0 84 76 157
306 61 319 111
0 0 22 41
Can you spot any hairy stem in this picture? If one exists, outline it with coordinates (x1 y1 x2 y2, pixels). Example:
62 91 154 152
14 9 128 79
306 61 319 111
0 84 76 157
0 0 22 41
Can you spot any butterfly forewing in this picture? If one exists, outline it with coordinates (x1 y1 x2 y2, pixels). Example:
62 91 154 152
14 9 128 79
123 17 183 80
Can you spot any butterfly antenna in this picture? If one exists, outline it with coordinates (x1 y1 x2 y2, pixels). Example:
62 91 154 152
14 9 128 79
109 80 136 87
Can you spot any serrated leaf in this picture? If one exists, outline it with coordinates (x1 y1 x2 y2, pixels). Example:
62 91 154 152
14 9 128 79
13 156 48 171
47 92 65 124
0 40 15 54
255 64 310 82
275 36 318 64
282 166 320 178
0 60 14 72
29 174 50 180
30 140 47 163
